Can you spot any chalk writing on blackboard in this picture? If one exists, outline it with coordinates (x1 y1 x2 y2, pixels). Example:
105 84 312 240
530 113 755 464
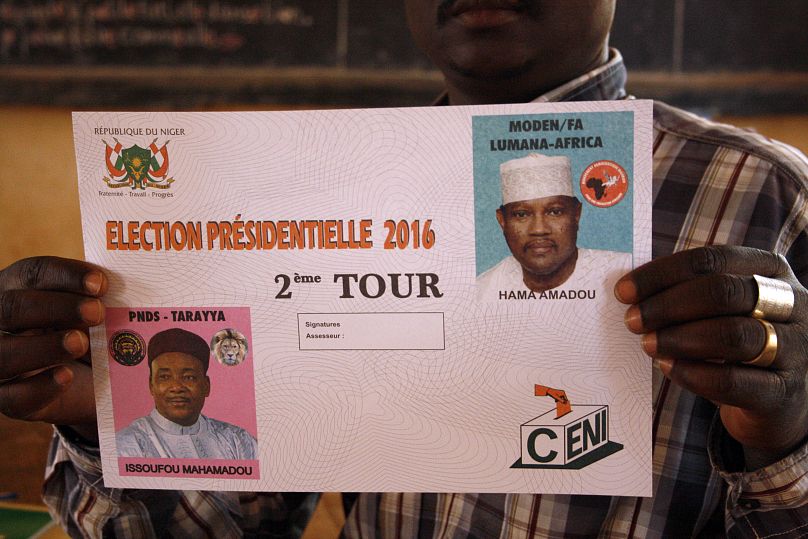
1 1 322 63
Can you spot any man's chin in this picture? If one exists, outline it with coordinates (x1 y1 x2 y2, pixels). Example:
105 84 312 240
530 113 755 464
519 256 567 278
437 30 539 80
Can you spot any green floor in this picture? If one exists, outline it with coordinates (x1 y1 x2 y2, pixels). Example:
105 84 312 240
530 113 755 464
0 505 54 539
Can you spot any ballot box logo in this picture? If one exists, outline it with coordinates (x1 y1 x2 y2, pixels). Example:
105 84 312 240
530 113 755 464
102 138 175 190
579 160 628 208
511 385 623 469
109 330 146 367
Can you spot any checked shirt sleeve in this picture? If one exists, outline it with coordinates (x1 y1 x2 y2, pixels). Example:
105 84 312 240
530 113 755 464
43 428 253 538
700 129 808 539
653 101 808 538
710 418 808 538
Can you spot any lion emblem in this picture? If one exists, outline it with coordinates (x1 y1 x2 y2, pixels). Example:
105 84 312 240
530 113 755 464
210 329 248 366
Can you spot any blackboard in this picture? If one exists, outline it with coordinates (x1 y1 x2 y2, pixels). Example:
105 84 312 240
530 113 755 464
1 0 806 112
0 1 337 66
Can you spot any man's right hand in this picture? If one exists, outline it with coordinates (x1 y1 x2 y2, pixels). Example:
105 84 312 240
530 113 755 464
0 257 107 441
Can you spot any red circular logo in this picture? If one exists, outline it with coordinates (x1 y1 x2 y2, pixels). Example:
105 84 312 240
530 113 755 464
579 160 628 208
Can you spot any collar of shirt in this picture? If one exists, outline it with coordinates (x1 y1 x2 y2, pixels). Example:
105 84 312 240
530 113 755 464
149 408 204 435
433 48 627 106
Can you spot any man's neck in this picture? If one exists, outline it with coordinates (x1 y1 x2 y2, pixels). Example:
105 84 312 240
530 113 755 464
443 46 609 106
444 78 557 106
150 408 202 433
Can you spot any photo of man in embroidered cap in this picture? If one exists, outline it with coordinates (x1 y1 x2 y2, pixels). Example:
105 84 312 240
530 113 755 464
477 153 632 299
116 327 257 459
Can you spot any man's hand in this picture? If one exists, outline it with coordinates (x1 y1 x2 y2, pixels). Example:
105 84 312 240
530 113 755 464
0 257 107 441
615 246 808 470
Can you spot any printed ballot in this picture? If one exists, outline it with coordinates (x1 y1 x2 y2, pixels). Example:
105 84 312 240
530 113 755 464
74 101 653 495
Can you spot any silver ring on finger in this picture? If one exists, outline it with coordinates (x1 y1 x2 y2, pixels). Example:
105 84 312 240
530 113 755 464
751 274 794 323
743 319 778 368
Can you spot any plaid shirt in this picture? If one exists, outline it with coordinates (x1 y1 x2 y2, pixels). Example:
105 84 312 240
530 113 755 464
44 51 808 538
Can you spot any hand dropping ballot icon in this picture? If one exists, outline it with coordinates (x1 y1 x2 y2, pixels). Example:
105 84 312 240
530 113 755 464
512 385 623 469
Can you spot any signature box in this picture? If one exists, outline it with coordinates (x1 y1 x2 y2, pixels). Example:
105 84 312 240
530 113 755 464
298 312 445 350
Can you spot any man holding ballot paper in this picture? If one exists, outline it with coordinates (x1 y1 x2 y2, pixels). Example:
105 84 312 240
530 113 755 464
1 0 808 537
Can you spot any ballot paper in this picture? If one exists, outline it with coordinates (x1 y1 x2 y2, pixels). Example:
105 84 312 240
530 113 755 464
74 100 653 495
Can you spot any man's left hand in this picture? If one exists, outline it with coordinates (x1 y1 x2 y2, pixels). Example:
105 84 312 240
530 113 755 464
615 246 808 470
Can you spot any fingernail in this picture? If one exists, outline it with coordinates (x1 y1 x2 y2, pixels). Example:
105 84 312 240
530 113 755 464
63 330 88 357
614 278 637 303
654 358 674 376
624 305 643 332
79 299 104 325
84 271 105 296
52 366 73 386
641 333 657 356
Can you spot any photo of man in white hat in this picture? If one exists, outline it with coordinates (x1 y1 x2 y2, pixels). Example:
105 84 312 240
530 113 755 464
477 153 632 298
